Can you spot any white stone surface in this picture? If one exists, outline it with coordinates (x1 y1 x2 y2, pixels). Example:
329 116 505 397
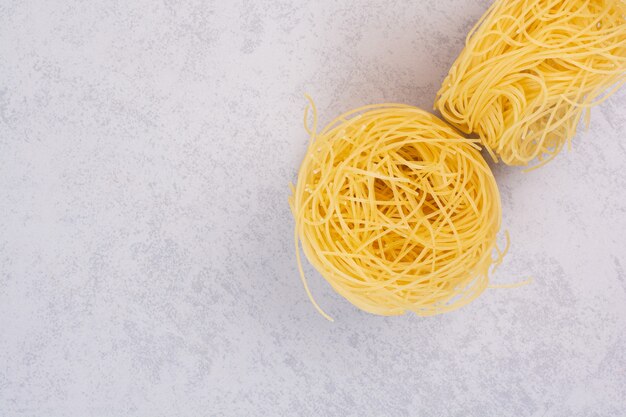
1 1 625 416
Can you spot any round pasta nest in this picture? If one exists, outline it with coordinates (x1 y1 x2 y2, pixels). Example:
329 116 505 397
290 101 504 319
436 0 626 167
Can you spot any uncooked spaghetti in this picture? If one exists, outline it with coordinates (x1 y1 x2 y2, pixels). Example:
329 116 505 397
436 0 626 167
289 99 505 320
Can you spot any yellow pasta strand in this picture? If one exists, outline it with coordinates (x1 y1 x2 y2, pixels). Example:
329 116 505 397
436 0 626 167
289 100 504 319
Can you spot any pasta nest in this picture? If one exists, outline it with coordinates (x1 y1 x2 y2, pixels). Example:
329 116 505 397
290 103 504 318
436 0 626 167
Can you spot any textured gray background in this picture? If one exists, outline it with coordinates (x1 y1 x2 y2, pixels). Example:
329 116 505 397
1 0 625 416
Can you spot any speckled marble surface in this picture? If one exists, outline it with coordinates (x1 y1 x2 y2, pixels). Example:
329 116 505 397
1 1 625 416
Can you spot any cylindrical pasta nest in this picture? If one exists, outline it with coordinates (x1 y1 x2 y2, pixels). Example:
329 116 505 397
436 0 626 167
290 103 504 318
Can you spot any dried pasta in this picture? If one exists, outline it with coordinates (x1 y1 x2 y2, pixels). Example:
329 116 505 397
289 100 505 320
436 0 626 167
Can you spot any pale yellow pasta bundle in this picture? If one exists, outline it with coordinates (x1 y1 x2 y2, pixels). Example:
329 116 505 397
289 101 505 319
436 0 626 167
